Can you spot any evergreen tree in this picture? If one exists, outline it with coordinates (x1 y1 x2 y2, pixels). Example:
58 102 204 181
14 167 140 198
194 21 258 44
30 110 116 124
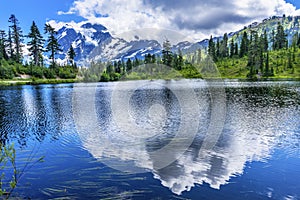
151 54 156 64
67 45 76 67
126 58 132 72
216 39 220 58
162 39 173 67
271 30 276 50
240 32 248 57
275 22 287 50
44 23 61 68
230 39 234 58
287 50 293 69
177 49 183 70
248 31 263 74
27 21 45 66
292 33 298 51
7 29 14 59
0 30 8 60
234 42 239 56
144 53 152 64
8 14 23 63
262 30 268 52
264 52 270 77
208 35 216 61
220 33 228 58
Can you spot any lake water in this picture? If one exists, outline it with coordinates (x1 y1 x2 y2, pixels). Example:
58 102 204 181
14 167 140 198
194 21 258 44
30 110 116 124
0 80 299 199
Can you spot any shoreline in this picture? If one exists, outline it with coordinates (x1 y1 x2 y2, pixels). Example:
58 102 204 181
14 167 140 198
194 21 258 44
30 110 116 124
0 77 299 87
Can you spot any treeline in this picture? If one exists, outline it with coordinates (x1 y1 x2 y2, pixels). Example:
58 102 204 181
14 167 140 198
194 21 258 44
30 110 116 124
208 21 299 79
0 14 77 79
82 39 204 81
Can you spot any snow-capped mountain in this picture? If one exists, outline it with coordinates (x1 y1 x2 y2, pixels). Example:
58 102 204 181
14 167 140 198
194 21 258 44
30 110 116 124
55 23 192 65
55 15 300 66
56 22 112 64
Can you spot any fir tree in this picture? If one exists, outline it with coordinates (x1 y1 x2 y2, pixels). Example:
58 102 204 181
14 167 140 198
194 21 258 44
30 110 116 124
44 23 61 68
162 39 173 67
264 52 270 77
220 33 228 58
234 42 239 56
240 32 248 57
275 22 287 50
126 58 132 72
8 14 23 63
216 39 220 58
0 30 8 60
27 21 45 66
67 45 76 67
262 30 268 52
230 39 234 58
208 35 216 61
7 29 14 59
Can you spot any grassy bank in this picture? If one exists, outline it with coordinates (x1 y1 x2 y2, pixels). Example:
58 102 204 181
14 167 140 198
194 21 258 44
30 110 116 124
0 78 78 86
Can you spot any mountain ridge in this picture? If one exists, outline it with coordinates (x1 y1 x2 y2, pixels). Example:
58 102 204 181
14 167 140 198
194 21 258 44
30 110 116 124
55 15 300 66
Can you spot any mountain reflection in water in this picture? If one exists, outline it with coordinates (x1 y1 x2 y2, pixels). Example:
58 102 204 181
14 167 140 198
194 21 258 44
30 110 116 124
74 80 300 195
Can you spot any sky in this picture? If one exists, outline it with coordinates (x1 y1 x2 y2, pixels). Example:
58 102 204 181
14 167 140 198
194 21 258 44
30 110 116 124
1 0 300 42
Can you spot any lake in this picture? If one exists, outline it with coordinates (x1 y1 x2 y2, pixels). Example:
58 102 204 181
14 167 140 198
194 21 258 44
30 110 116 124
0 80 299 199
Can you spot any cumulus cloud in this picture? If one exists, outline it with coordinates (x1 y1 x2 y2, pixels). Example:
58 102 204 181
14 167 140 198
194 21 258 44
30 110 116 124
56 0 300 41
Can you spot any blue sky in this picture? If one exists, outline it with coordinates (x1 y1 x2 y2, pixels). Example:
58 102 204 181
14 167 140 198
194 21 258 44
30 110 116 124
0 0 83 33
1 0 300 40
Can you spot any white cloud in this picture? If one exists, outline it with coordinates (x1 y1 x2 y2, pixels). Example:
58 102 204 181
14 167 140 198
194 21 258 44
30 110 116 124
57 0 300 41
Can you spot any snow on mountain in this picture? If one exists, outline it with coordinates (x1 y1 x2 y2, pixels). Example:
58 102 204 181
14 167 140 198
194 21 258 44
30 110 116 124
56 22 112 65
54 16 300 66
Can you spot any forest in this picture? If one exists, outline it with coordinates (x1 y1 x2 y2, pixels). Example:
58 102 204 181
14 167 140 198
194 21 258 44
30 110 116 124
0 14 300 83
81 21 300 81
0 14 77 82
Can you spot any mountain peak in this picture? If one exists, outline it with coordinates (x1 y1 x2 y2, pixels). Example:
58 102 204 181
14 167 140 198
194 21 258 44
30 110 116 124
80 23 107 32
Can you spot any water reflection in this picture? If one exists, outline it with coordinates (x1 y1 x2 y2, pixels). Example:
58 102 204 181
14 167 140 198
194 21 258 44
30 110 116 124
0 85 75 146
76 81 300 195
0 81 299 198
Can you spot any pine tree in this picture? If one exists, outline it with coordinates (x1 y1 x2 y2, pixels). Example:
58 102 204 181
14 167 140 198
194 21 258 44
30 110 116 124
27 21 45 66
271 30 276 50
220 33 228 58
126 58 132 72
177 49 183 70
0 30 8 60
162 39 173 67
151 54 156 64
292 33 298 52
263 30 268 52
240 32 248 57
44 23 61 68
234 42 239 56
216 39 220 58
67 45 76 67
144 53 152 64
8 14 23 63
208 35 216 61
275 22 287 50
7 29 14 59
287 50 293 69
264 52 270 77
230 39 234 58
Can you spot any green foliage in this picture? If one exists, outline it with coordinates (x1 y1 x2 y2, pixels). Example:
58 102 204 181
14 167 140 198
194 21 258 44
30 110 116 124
0 143 17 198
58 66 77 79
1 143 45 199
44 23 62 68
67 45 76 66
8 14 23 63
27 21 45 66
